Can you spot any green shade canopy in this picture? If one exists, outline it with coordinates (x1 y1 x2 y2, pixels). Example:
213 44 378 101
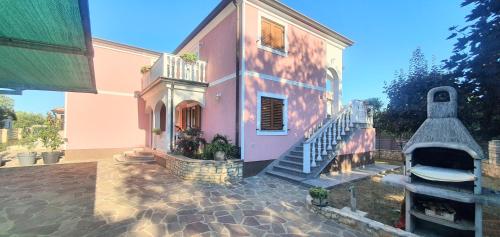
0 0 96 94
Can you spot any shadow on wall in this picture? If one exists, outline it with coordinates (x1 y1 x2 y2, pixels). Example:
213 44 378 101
244 29 327 127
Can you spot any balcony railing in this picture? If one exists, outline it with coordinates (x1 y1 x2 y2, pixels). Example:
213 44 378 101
142 53 207 89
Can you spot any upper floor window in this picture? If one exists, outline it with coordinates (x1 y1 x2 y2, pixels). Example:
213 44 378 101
261 17 285 52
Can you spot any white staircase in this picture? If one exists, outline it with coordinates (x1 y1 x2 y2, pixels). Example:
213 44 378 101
265 100 372 183
114 148 156 163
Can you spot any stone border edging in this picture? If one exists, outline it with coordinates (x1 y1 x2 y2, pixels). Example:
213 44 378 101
153 151 243 184
306 195 419 237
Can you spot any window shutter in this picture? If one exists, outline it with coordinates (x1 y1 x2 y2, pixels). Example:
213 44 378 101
261 18 272 47
160 104 166 131
261 97 273 130
271 24 285 50
271 99 284 130
261 97 284 131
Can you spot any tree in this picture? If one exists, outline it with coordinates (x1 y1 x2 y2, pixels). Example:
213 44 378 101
0 95 15 126
13 112 45 129
444 0 500 140
381 48 457 139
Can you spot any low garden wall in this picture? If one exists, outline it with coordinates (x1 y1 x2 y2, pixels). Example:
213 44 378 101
306 195 418 237
153 152 243 184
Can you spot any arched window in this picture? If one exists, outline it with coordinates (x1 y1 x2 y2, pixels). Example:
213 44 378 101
160 104 166 132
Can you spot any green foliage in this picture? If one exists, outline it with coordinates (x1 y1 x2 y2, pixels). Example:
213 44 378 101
0 95 15 126
38 113 64 151
204 134 240 160
152 128 162 135
210 134 229 144
378 48 456 140
14 112 45 129
180 53 198 64
443 0 500 141
175 128 206 158
19 127 38 151
140 66 151 74
309 187 328 200
205 141 232 155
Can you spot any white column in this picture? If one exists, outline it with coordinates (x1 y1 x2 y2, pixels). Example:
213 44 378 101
303 143 311 173
165 86 173 152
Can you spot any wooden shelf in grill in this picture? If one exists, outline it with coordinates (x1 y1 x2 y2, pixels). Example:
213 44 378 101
410 209 475 231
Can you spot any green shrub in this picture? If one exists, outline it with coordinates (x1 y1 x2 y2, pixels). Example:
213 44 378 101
175 128 206 158
38 113 64 151
309 187 328 200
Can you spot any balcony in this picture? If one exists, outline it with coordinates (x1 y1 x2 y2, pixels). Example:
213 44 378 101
142 53 207 89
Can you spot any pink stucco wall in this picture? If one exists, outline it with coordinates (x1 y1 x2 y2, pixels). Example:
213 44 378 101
242 5 328 162
338 128 376 155
199 11 238 142
65 41 156 150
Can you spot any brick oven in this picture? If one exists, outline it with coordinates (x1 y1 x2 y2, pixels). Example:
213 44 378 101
402 86 485 237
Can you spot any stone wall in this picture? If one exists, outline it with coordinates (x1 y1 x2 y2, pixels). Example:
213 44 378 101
483 162 500 178
306 195 418 237
375 150 404 162
324 151 374 174
154 152 243 184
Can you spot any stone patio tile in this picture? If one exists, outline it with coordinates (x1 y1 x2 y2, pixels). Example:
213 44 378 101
0 158 368 237
183 222 210 236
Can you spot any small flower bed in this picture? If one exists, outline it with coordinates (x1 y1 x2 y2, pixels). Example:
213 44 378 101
174 129 240 160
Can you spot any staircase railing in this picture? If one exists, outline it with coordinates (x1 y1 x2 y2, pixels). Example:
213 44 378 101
302 100 372 173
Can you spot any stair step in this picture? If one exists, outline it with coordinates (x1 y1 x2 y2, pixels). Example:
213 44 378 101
284 155 303 163
124 153 154 160
278 159 303 169
289 150 303 156
272 164 306 177
115 155 155 163
265 170 306 182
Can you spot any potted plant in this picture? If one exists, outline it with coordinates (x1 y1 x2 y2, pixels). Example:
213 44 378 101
17 127 38 166
39 113 64 164
309 187 329 207
180 53 198 64
206 134 232 161
152 128 162 135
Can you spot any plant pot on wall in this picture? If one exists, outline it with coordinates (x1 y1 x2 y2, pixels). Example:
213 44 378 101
42 151 60 164
309 187 329 207
17 152 36 166
214 151 226 161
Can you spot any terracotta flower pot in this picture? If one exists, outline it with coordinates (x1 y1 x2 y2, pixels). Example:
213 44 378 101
17 152 36 166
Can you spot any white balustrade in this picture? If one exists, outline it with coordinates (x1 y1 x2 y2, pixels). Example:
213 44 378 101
327 124 333 150
322 131 328 155
142 53 207 89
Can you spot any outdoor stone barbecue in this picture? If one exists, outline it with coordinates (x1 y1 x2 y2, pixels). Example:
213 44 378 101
402 86 485 237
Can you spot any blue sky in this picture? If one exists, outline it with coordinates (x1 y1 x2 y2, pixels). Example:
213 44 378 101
9 0 470 113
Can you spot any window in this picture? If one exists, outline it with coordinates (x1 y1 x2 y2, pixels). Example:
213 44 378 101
257 92 288 135
261 17 285 52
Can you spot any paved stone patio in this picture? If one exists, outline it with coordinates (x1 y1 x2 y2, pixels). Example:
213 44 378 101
0 158 368 237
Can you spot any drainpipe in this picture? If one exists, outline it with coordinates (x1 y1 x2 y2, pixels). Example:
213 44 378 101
233 0 241 147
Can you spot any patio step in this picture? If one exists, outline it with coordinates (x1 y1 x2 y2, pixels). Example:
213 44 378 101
266 170 306 183
115 148 155 164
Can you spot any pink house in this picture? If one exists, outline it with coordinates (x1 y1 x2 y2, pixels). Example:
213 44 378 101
65 0 375 181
